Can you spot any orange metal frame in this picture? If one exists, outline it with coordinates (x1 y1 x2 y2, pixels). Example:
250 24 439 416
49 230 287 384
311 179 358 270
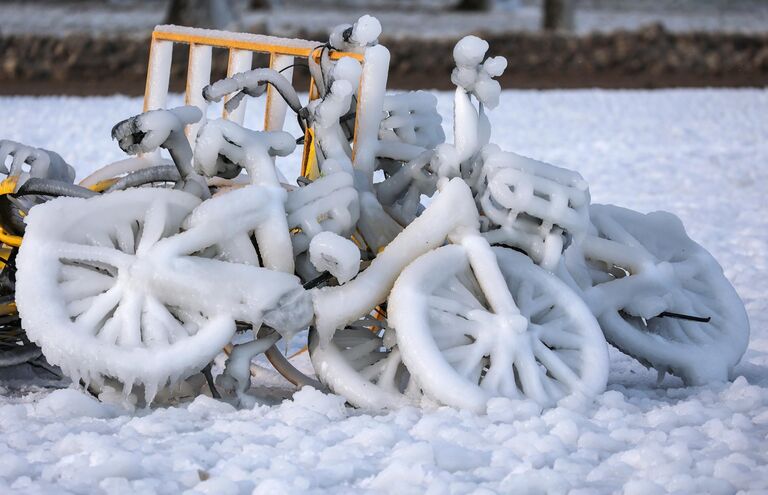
144 27 367 179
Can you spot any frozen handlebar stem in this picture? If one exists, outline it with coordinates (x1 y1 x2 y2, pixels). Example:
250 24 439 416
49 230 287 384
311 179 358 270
111 106 202 156
111 106 207 197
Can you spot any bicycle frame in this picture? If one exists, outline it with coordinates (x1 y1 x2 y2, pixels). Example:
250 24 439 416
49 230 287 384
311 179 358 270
312 177 523 347
142 25 376 173
569 232 682 320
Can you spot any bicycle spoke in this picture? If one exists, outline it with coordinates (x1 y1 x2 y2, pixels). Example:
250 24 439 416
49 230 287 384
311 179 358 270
59 272 114 301
73 285 122 335
481 354 513 395
376 351 403 391
532 340 580 389
56 242 132 270
439 275 485 311
359 357 387 381
428 309 480 340
524 294 556 320
115 222 136 255
515 279 535 312
536 324 583 350
97 315 121 345
137 199 169 254
342 338 381 363
145 295 189 343
117 290 143 347
454 341 490 380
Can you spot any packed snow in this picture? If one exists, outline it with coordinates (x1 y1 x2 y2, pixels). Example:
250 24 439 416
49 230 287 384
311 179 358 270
0 88 767 494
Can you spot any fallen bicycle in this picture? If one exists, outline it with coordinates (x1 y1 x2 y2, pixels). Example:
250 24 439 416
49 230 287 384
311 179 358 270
0 17 750 412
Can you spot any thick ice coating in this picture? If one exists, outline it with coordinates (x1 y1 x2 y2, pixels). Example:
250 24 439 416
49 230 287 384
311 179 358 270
451 35 507 109
286 171 360 256
329 15 382 52
560 205 750 386
475 147 591 270
15 188 311 403
202 68 302 116
0 139 76 184
309 232 361 284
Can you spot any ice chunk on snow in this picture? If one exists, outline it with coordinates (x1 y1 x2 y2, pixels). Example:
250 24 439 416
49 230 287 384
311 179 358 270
34 388 121 419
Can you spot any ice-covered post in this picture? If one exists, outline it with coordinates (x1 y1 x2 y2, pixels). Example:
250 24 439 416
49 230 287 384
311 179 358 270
185 44 213 150
223 50 254 125
143 38 173 112
264 54 295 131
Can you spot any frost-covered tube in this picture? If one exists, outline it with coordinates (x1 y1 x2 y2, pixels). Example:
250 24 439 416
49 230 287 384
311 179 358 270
15 178 97 199
111 106 208 198
104 165 181 192
312 178 479 347
265 345 324 389
203 68 302 115
0 344 41 367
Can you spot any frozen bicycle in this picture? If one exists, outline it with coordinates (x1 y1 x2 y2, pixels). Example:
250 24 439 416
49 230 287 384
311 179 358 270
14 103 322 402
13 71 611 412
308 175 610 412
472 148 750 386
421 35 749 388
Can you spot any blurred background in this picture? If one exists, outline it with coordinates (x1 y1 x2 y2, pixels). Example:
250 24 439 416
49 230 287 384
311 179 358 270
1 0 767 95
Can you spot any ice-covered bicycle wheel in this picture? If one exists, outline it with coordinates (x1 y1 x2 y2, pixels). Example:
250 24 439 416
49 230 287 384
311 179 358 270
390 245 608 412
571 204 750 385
16 188 237 401
308 315 422 410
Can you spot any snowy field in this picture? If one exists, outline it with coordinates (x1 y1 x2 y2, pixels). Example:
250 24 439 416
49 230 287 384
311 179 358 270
0 89 767 494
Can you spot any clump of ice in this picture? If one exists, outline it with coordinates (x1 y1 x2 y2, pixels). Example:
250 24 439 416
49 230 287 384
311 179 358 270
313 80 353 130
34 388 122 419
380 91 445 151
329 15 381 52
331 57 363 91
309 232 361 283
286 169 360 256
451 35 507 109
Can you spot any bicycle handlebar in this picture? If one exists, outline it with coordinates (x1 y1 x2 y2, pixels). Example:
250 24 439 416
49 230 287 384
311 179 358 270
203 68 303 116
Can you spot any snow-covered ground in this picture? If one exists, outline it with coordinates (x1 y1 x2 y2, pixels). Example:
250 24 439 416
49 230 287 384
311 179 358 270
0 89 767 494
